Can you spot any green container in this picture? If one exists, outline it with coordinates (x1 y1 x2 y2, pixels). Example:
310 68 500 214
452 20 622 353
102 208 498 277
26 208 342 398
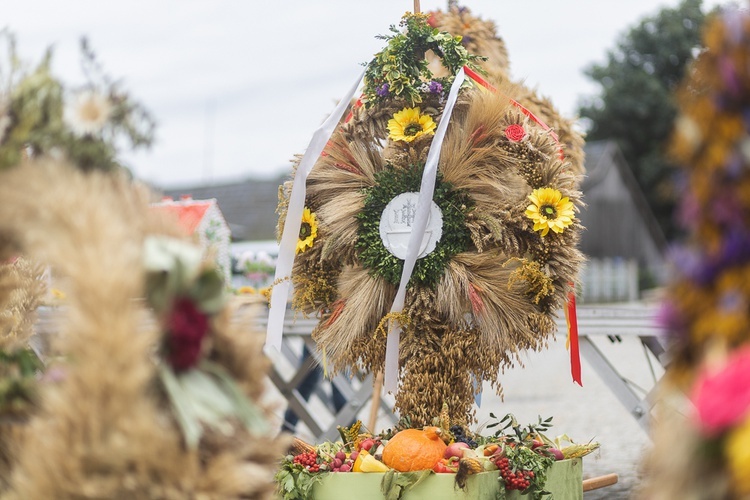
310 459 582 499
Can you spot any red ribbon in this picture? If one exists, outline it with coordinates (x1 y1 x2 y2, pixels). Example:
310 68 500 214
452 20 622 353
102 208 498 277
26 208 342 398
465 65 579 384
344 98 363 124
565 286 582 386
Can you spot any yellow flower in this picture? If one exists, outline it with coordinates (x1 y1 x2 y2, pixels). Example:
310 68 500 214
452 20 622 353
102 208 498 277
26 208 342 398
297 207 318 254
237 286 257 295
525 187 575 237
726 416 750 494
387 107 436 143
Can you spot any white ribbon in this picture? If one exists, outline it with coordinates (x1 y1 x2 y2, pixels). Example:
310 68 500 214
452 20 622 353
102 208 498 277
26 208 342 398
383 67 466 393
265 70 365 351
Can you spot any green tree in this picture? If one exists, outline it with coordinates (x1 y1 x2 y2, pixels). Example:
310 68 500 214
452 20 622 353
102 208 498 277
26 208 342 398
578 0 709 240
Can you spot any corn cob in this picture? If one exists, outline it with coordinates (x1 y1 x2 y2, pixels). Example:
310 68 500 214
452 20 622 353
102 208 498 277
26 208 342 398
455 457 488 489
562 442 600 458
289 437 316 456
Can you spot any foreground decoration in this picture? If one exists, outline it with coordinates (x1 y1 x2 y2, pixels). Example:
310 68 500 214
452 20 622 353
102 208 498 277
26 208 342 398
275 11 585 426
642 7 750 499
0 36 287 498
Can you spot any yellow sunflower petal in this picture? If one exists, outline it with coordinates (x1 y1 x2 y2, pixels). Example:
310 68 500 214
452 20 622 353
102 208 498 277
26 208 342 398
296 207 319 254
388 107 436 143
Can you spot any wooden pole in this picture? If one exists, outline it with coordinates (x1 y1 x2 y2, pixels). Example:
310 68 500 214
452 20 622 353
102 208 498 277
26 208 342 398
368 371 384 432
582 474 619 492
413 0 420 14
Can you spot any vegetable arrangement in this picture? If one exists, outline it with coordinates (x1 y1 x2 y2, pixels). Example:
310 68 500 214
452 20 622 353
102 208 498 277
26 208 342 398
275 413 599 500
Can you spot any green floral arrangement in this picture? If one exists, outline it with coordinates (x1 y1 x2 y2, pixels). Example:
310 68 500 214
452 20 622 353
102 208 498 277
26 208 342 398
356 164 473 288
0 33 154 172
362 13 485 107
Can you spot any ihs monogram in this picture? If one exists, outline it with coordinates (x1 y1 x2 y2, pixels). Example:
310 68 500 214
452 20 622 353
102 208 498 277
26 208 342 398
392 198 417 227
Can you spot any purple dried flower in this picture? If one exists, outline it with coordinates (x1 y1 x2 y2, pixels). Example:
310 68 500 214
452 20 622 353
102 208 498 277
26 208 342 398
429 81 443 94
719 229 750 268
710 189 741 223
720 56 741 97
656 300 687 344
668 245 706 283
725 151 744 179
676 192 699 230
376 83 389 97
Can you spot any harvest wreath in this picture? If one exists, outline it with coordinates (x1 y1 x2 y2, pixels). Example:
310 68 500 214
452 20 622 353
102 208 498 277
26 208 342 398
271 10 584 427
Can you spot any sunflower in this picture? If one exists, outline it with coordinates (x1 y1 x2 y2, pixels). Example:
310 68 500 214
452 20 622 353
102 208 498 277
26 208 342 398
387 107 437 143
296 207 318 254
525 187 575 237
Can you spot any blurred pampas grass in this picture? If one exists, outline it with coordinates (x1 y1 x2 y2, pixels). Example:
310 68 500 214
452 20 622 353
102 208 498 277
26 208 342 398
0 159 287 498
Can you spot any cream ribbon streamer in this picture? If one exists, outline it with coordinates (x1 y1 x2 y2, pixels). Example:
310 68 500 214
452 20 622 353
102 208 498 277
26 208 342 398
384 67 466 393
265 71 365 351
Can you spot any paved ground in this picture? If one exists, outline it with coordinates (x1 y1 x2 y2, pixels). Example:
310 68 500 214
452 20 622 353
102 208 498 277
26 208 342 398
485 335 654 499
267 333 657 499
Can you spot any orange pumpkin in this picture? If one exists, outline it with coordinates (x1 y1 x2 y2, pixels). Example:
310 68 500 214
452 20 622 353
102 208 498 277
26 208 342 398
381 426 447 472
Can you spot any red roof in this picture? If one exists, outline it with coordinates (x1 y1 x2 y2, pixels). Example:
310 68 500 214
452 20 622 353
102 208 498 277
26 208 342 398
153 201 213 235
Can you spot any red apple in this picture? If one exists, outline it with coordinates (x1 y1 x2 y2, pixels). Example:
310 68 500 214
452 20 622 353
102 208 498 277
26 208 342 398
432 458 458 474
444 441 470 459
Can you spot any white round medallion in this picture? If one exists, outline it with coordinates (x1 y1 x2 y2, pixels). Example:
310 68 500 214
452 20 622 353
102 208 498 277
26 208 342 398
379 192 443 260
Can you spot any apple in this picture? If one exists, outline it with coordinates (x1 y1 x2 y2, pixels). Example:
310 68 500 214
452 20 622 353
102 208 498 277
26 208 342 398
444 441 470 459
360 438 375 452
432 458 458 473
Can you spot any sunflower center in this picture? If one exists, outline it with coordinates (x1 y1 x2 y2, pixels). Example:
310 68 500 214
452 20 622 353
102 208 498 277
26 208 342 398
542 205 556 218
404 122 422 136
299 222 312 239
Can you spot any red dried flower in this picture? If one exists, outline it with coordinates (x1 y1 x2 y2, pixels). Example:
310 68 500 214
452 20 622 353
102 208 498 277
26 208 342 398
504 124 526 142
165 297 209 371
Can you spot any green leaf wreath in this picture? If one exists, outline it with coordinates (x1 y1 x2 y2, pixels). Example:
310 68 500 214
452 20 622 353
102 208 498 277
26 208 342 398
356 164 473 288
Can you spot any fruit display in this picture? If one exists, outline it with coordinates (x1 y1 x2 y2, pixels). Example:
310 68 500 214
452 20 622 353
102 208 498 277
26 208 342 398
275 414 598 500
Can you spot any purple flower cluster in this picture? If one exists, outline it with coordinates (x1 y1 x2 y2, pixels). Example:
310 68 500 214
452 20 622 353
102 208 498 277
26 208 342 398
376 83 389 97
429 81 443 94
669 230 750 286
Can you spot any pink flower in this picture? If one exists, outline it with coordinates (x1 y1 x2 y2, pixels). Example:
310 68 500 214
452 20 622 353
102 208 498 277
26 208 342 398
504 124 526 142
691 344 750 436
165 297 209 371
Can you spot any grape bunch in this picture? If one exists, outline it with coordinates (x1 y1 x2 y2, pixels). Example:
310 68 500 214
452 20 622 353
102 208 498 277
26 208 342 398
494 457 533 491
450 425 477 448
292 451 320 472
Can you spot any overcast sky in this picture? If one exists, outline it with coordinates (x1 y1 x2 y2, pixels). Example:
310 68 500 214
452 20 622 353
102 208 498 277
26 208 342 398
4 0 729 188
